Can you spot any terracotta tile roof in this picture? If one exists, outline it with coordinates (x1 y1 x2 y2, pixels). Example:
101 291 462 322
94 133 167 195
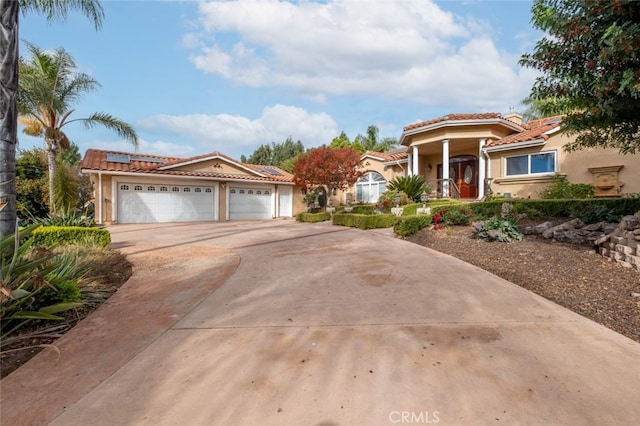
403 113 504 131
486 116 563 148
80 149 181 172
81 149 294 183
362 146 408 162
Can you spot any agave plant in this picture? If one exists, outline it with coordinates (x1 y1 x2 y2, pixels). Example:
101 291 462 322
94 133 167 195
31 205 97 227
386 175 432 202
0 225 84 339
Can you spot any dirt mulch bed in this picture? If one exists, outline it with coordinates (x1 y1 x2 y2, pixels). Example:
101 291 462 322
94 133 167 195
404 223 640 343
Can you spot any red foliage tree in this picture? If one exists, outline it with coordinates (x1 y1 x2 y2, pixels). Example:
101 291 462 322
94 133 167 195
293 147 364 194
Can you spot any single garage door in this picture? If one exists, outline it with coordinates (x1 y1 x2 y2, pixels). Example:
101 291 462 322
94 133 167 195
117 183 216 223
228 187 272 220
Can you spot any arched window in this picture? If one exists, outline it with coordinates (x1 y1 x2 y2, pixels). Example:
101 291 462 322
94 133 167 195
355 172 387 203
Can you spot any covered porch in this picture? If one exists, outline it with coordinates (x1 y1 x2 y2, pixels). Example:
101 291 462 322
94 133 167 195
400 113 524 200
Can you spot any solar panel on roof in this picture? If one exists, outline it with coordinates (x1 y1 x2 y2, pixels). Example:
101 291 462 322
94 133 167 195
130 155 167 163
106 153 131 163
258 167 282 176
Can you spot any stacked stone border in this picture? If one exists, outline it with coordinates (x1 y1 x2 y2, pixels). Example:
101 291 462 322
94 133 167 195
594 212 640 271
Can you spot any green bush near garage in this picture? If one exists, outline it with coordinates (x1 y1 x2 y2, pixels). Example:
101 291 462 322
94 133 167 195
393 214 433 237
30 226 111 248
296 212 331 223
332 213 398 230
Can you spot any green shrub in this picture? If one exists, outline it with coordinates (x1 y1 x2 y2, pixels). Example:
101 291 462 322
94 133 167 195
31 226 111 248
569 204 620 224
37 279 82 308
394 215 432 237
378 189 411 206
470 198 640 220
333 213 398 229
344 205 374 215
296 212 331 223
440 205 474 225
473 217 523 242
540 176 595 199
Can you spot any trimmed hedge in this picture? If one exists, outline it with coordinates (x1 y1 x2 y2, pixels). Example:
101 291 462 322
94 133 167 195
333 213 398 229
470 198 640 220
296 212 331 223
393 214 433 237
30 226 111 248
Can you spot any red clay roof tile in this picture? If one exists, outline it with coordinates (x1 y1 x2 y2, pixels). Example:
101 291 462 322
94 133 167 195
80 149 294 183
486 116 563 148
403 113 504 131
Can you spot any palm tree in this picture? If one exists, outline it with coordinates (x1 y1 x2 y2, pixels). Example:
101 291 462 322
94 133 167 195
18 43 138 211
354 125 398 153
0 0 104 236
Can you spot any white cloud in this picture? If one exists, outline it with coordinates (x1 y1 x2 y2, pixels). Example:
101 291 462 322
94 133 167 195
85 139 196 157
187 0 535 110
139 104 338 155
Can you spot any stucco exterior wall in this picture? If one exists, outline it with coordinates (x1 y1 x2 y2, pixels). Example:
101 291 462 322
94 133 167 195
488 132 640 198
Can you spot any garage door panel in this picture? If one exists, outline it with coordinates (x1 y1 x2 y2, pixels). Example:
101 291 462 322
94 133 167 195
117 183 215 223
229 187 272 220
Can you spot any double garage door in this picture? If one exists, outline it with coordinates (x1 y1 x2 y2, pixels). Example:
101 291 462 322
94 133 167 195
117 182 283 223
117 183 216 223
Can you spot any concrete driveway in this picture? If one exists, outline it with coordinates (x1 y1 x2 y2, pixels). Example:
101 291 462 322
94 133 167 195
2 220 639 425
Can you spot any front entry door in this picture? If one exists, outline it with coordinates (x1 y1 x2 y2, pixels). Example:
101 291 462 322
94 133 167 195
437 156 478 198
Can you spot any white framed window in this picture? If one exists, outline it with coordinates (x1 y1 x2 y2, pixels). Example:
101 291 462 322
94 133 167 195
134 185 143 191
120 184 129 191
505 150 556 176
160 186 168 192
355 172 387 203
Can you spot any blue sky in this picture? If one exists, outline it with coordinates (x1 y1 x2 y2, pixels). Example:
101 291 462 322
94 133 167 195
18 0 541 161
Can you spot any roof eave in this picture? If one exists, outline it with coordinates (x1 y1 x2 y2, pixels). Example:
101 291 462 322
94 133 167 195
158 155 267 178
484 138 546 153
400 118 524 145
80 169 295 185
382 158 408 166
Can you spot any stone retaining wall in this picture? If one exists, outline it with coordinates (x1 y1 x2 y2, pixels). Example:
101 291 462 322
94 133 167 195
595 212 640 271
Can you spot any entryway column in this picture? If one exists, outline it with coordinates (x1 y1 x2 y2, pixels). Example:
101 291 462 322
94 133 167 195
442 139 449 197
478 139 486 200
407 151 413 176
412 145 419 177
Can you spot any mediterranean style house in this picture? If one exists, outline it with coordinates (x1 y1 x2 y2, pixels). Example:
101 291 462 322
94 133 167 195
337 113 639 205
81 112 639 223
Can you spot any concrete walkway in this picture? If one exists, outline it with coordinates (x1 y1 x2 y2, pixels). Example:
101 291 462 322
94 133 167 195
1 220 639 425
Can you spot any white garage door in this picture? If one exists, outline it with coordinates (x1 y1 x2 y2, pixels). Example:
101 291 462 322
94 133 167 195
228 187 272 220
117 183 216 223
